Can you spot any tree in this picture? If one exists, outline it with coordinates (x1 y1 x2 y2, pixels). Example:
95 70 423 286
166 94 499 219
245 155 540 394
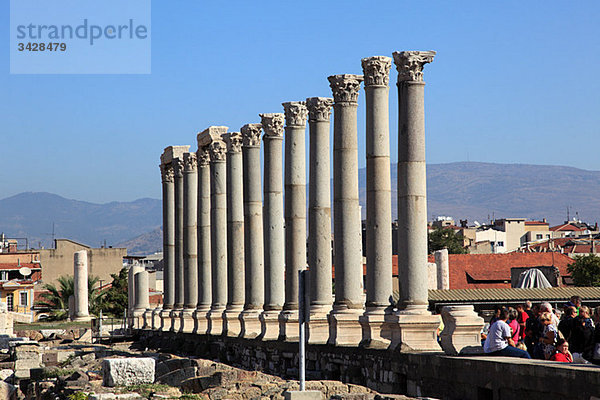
36 275 101 320
99 268 128 317
567 254 600 287
428 227 467 254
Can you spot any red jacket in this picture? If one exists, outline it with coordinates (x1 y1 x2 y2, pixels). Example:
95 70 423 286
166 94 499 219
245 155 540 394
550 352 572 363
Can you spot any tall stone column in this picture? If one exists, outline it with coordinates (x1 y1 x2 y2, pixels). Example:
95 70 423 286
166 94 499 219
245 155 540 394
128 264 143 328
259 113 285 341
359 56 394 348
224 131 245 337
328 74 365 346
159 146 188 331
73 250 91 322
199 126 229 335
390 50 440 351
180 152 198 333
306 97 334 344
279 101 308 342
239 123 265 338
133 270 150 329
170 156 185 332
193 146 212 334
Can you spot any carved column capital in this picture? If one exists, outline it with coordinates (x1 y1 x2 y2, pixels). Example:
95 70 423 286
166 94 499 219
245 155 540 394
227 131 243 153
361 56 391 87
328 74 364 103
282 101 308 127
160 163 174 183
259 113 285 138
306 97 334 122
197 146 211 167
241 123 262 147
173 158 184 178
183 152 197 172
209 140 227 162
392 51 436 82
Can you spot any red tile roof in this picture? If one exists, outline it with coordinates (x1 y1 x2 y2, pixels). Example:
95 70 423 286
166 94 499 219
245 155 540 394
550 223 585 232
426 252 573 290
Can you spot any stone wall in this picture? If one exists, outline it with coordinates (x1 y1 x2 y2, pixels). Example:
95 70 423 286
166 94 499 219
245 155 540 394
140 330 600 400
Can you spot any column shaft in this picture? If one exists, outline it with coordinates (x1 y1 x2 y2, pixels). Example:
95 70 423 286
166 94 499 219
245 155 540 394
73 250 89 321
161 163 175 310
174 159 185 310
134 270 150 311
183 152 199 310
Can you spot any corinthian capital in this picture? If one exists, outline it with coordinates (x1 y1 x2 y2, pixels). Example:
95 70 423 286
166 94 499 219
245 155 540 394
328 74 363 103
282 101 308 127
173 158 184 178
392 51 436 82
209 140 227 162
197 147 210 167
241 123 262 147
361 56 391 87
306 97 333 122
227 131 243 153
183 152 197 172
160 163 174 183
259 113 284 138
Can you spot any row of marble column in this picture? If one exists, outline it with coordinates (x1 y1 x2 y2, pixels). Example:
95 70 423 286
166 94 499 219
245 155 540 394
136 51 440 350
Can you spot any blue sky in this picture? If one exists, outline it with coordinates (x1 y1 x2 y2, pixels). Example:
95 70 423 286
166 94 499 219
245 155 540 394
1 1 598 203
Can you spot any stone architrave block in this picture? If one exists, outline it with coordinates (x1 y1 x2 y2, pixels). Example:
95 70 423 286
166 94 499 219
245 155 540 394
284 391 325 400
440 305 484 355
102 358 155 387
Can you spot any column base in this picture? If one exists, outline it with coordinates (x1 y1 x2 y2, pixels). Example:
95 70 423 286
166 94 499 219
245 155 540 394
307 310 330 344
328 308 363 347
440 305 484 355
159 309 172 331
192 308 210 335
359 308 392 349
151 307 162 330
278 309 299 342
169 309 182 332
131 310 145 330
387 306 442 352
72 315 93 323
240 309 262 339
223 307 243 337
259 310 281 341
142 309 153 330
180 309 195 333
207 308 225 336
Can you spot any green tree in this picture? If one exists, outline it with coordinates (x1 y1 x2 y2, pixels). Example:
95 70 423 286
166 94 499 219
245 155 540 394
99 268 128 317
428 227 467 254
35 275 101 320
567 254 600 286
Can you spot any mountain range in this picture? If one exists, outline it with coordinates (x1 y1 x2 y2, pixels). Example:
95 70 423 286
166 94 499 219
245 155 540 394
2 162 599 255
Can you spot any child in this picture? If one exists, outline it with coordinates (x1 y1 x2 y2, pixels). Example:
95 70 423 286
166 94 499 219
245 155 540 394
550 339 573 363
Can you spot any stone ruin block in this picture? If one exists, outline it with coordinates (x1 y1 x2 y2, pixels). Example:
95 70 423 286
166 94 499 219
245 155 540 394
102 358 155 387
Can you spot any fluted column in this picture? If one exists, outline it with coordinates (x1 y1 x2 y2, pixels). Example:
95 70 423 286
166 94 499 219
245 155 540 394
224 131 245 337
180 152 198 333
193 146 212 334
306 97 334 344
328 74 364 346
198 127 229 335
240 123 265 338
359 56 393 348
279 101 308 342
159 145 189 331
259 113 285 341
389 50 440 351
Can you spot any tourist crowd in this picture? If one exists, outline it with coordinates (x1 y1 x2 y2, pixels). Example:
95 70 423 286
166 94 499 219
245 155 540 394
482 296 600 363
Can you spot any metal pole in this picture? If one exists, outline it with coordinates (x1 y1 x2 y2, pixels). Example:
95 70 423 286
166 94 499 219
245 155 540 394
298 269 306 391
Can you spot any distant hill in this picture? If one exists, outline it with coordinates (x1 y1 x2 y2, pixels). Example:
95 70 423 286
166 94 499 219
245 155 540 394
2 162 600 255
0 192 161 249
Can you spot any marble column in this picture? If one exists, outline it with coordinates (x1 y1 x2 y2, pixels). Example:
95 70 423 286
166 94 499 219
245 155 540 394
159 146 188 331
199 126 229 335
390 50 440 351
435 248 450 290
193 146 212 334
170 156 185 332
240 123 265 338
306 97 334 344
224 131 245 337
133 270 150 328
181 152 198 333
359 56 394 348
128 264 143 328
73 250 91 322
279 101 308 342
259 113 285 341
328 74 365 346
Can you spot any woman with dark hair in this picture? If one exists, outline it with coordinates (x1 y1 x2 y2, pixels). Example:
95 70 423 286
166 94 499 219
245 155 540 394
550 339 573 363
569 305 595 363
